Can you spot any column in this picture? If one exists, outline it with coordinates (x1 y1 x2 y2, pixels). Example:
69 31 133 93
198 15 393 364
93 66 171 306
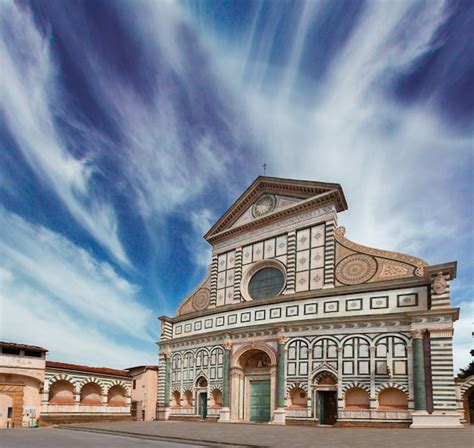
219 338 232 422
412 331 427 411
209 255 218 307
164 355 171 408
156 350 170 420
272 333 286 424
323 220 336 288
411 327 462 428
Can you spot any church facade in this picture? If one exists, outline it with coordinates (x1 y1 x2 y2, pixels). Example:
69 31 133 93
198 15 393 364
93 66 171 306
158 177 462 428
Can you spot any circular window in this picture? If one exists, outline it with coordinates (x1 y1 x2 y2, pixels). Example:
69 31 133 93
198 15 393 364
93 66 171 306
248 267 285 300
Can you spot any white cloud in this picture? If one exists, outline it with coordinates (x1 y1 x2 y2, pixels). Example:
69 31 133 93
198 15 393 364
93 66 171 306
0 209 156 345
0 2 129 266
0 279 155 368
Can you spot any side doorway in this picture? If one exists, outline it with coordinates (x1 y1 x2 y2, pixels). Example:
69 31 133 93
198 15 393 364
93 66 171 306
199 392 207 420
317 391 337 425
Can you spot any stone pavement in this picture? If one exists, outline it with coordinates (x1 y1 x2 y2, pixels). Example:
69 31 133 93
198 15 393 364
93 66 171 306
1 427 206 448
56 421 474 448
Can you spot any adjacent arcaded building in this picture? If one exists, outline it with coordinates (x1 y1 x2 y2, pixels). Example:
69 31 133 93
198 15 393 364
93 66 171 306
158 176 462 428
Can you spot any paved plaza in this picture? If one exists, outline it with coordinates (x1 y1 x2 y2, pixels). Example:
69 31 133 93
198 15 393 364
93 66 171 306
2 421 472 448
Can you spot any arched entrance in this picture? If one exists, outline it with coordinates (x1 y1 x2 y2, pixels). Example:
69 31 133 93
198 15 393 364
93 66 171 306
463 386 474 425
312 371 338 425
230 345 277 422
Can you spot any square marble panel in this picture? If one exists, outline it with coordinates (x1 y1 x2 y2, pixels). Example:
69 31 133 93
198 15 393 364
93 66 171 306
175 325 182 335
296 249 310 272
226 269 235 287
310 246 324 269
276 235 288 256
311 224 325 248
253 242 264 261
286 305 299 317
304 303 318 315
218 253 227 272
241 312 251 323
225 287 234 305
243 245 252 264
205 319 213 329
264 239 275 259
217 272 226 289
397 293 418 307
370 296 389 309
226 251 235 269
324 301 339 313
295 271 309 292
310 268 324 290
296 228 310 251
346 298 363 311
194 321 202 331
255 310 266 321
216 290 225 307
270 308 282 319
227 314 237 325
216 316 225 327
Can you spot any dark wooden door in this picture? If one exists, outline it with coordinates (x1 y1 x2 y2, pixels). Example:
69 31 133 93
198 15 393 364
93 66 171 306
199 393 207 420
318 391 337 425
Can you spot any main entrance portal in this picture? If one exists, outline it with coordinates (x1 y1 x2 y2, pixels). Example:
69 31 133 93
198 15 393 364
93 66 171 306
250 380 271 422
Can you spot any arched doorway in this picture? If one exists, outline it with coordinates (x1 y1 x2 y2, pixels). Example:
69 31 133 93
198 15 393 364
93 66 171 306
463 386 474 425
312 371 338 425
230 345 277 423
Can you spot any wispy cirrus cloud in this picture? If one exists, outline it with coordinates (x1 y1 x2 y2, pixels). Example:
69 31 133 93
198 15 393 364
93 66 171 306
0 2 129 266
0 208 156 350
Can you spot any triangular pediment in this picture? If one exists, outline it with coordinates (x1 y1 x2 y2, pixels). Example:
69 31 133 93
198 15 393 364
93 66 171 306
204 176 347 244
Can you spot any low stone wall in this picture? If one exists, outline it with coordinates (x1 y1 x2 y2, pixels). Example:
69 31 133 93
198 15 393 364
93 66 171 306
168 415 219 423
39 414 132 426
336 420 410 428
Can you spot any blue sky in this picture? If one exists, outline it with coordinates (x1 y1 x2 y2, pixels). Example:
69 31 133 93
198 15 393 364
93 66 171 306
0 0 472 370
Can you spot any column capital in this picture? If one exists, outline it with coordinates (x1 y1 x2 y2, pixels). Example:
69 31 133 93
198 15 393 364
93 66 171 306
278 333 287 345
429 327 453 338
410 329 425 339
224 337 232 350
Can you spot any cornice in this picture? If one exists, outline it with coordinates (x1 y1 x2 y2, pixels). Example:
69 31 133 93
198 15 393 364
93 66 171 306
162 277 430 323
207 190 343 245
204 176 347 242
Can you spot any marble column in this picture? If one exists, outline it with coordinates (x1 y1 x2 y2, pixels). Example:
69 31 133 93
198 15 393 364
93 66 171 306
164 355 171 408
219 338 232 422
412 331 427 411
272 333 286 424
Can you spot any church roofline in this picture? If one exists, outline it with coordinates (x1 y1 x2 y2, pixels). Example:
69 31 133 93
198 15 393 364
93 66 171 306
203 176 347 243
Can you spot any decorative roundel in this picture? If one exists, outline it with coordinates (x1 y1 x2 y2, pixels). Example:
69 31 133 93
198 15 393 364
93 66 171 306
335 254 377 285
252 194 277 218
192 289 210 311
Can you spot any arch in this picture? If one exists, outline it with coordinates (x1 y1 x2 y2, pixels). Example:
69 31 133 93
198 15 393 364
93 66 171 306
48 379 75 404
311 363 338 380
375 382 409 397
76 378 104 394
195 349 210 368
196 376 208 388
231 343 277 368
105 380 130 395
210 388 223 408
288 386 308 408
311 335 341 346
342 382 370 393
183 389 193 407
210 347 224 365
108 384 127 406
340 334 373 346
171 390 181 407
47 374 78 392
286 382 308 394
460 377 474 397
311 337 339 360
80 382 102 405
373 333 410 344
344 387 370 410
377 387 408 410
312 370 338 386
